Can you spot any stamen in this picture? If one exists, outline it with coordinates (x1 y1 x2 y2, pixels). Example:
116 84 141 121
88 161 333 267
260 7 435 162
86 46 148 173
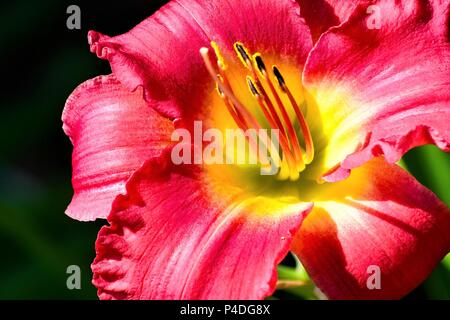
200 47 282 171
284 87 314 164
247 76 259 97
265 65 305 171
250 53 287 139
234 42 252 69
201 44 314 181
217 76 244 129
247 76 299 181
216 66 247 126
254 54 267 75
273 66 315 164
216 80 224 97
273 66 286 91
200 48 255 127
218 92 262 163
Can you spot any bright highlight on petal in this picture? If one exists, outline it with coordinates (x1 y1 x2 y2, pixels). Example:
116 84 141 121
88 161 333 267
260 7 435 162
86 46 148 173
62 75 173 220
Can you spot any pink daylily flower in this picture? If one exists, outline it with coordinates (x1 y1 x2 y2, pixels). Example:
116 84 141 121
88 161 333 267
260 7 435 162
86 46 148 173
62 0 450 299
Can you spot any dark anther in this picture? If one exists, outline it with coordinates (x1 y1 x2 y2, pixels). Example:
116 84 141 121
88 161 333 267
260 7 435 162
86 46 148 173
255 55 267 74
273 66 286 91
247 77 259 97
235 43 251 63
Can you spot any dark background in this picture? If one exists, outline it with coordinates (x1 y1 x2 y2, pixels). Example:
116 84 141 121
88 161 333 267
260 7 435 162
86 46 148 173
0 0 449 299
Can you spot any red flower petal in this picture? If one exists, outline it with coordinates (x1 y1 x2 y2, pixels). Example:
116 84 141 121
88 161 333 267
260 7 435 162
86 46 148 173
62 75 173 221
303 0 450 178
92 152 313 299
88 0 313 120
292 158 450 299
297 0 370 41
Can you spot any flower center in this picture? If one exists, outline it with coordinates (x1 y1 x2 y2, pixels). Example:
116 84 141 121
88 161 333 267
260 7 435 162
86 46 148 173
200 42 314 181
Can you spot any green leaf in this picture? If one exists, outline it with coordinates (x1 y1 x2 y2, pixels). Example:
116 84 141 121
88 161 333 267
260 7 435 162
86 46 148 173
276 254 319 300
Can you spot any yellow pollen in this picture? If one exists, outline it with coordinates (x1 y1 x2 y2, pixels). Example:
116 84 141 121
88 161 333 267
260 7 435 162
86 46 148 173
211 41 227 70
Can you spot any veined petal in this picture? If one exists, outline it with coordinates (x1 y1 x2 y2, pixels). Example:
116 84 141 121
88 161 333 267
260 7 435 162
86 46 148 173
92 151 313 299
292 158 450 299
62 75 173 221
88 0 313 120
302 0 450 179
297 0 371 41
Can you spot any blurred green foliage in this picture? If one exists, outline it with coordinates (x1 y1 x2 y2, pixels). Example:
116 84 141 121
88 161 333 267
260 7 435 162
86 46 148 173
0 0 449 299
403 146 450 299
